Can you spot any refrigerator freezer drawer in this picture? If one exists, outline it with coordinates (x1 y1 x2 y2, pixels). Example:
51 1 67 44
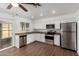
61 32 77 51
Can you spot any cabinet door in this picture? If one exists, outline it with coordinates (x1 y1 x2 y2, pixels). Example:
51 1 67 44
15 35 19 48
54 35 60 46
39 34 45 42
33 34 39 41
27 34 34 44
54 22 60 46
34 34 45 42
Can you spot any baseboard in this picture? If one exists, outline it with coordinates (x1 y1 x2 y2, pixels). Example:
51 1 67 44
53 44 60 47
27 40 35 44
34 40 54 45
35 40 46 43
0 46 13 51
27 40 45 45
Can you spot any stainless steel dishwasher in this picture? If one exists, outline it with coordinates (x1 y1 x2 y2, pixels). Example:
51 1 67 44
19 35 27 48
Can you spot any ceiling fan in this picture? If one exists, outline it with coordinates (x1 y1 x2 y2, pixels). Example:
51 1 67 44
6 3 41 12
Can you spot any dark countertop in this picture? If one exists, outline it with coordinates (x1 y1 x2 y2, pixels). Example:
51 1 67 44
54 33 61 35
15 31 61 36
15 31 47 36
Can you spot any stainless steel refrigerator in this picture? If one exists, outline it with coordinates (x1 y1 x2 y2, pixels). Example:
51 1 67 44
60 22 77 51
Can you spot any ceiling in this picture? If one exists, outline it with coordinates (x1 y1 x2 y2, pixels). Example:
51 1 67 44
0 3 79 20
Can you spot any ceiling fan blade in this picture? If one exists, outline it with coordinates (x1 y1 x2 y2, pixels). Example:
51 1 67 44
36 3 41 6
7 4 12 9
19 4 28 12
21 3 41 7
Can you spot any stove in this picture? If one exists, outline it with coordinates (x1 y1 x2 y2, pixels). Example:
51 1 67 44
45 24 55 40
45 30 55 40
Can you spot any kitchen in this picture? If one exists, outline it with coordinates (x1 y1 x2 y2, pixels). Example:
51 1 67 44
0 3 79 56
14 14 78 55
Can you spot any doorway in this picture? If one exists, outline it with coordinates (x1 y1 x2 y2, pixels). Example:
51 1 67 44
0 22 12 49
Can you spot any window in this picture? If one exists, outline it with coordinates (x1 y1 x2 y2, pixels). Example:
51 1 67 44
0 23 12 39
20 22 29 31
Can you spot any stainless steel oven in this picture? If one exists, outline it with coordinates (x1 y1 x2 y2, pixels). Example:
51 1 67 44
45 24 55 40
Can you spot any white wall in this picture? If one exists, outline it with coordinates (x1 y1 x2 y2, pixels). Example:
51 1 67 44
74 9 79 54
75 17 79 54
34 13 76 29
0 12 13 23
77 21 79 54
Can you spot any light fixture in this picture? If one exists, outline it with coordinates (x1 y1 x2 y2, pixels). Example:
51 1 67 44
11 3 19 7
52 10 56 14
40 13 43 16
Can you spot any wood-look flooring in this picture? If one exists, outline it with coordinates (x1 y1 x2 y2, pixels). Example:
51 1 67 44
0 41 78 56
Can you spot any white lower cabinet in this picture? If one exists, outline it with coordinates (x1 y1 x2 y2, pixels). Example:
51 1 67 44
54 35 60 46
15 35 19 48
27 34 45 44
15 35 27 48
27 34 35 44
33 34 45 42
15 33 45 48
54 22 60 46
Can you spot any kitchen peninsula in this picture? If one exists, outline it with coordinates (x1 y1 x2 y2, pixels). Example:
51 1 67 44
15 30 60 48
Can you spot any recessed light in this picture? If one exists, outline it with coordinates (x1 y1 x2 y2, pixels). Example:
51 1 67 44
31 16 34 19
40 13 43 16
52 10 56 14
